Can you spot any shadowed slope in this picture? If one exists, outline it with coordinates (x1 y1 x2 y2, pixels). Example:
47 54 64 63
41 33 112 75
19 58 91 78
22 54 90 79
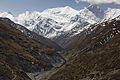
0 20 64 80
0 17 63 51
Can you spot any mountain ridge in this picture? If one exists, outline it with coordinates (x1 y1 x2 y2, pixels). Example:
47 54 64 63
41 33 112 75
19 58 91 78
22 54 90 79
0 19 65 80
0 5 120 47
48 15 120 80
0 4 120 80
0 17 63 51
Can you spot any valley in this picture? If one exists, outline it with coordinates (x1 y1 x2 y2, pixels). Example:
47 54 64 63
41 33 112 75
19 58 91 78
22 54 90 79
0 4 120 80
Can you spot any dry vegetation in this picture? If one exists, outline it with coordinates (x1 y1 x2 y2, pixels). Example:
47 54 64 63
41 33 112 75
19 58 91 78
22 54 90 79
48 17 120 80
0 20 61 80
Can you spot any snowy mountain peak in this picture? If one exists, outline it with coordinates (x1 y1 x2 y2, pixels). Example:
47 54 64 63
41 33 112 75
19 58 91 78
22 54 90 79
7 12 13 15
105 8 120 20
25 11 30 15
42 6 78 16
41 6 79 23
63 6 75 11
0 5 120 39
87 4 100 9
65 6 71 8
87 4 105 19
0 12 14 19
43 6 76 13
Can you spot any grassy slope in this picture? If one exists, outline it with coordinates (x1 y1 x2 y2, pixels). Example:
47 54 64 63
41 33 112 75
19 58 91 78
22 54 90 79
0 17 63 51
48 17 120 80
0 20 59 80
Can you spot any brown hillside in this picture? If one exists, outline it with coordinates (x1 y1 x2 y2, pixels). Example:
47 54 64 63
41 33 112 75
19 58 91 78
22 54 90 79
48 16 120 80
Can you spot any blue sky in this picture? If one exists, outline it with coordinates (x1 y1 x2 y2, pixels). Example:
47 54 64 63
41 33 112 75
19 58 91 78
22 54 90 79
0 0 120 16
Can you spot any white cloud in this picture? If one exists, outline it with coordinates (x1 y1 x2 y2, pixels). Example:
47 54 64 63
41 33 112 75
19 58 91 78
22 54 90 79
75 0 120 4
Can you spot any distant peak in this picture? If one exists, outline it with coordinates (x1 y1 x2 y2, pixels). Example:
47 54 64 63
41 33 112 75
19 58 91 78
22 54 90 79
25 11 30 15
87 4 105 19
63 6 75 10
87 4 101 10
64 6 72 9
87 4 104 13
7 12 13 15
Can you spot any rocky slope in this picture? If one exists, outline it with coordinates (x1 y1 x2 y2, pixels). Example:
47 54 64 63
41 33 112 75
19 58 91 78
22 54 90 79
48 16 120 80
0 18 62 51
51 5 120 48
0 20 65 80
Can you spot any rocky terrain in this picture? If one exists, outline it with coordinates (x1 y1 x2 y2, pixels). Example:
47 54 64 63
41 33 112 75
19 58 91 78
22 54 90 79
0 4 120 80
48 16 120 80
0 18 62 51
0 20 65 80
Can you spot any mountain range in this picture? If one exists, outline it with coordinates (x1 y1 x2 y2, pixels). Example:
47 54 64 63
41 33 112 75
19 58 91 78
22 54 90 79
49 15 120 80
0 5 120 39
0 17 62 51
0 4 120 80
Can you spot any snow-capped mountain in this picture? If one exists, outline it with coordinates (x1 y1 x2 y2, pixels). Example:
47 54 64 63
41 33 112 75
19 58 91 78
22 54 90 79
0 17 63 51
105 8 120 20
41 6 79 23
52 5 120 48
87 4 105 19
0 5 120 39
0 12 14 19
15 6 80 38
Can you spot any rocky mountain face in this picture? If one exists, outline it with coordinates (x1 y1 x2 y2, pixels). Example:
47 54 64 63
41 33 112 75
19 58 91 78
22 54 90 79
0 5 120 41
0 20 65 80
52 5 120 48
48 15 120 80
0 18 62 51
87 4 105 19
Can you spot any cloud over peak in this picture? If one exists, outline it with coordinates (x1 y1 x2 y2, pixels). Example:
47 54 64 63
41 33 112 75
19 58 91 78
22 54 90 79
75 0 120 4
